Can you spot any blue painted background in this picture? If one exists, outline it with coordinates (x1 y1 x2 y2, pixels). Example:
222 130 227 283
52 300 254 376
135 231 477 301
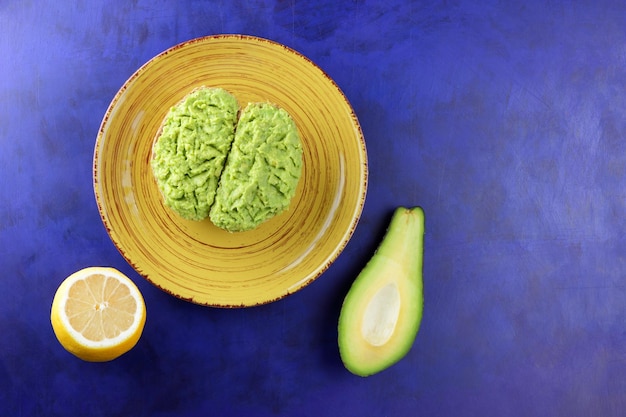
1 1 625 415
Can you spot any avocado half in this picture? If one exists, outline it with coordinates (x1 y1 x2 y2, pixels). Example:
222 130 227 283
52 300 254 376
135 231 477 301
338 207 425 376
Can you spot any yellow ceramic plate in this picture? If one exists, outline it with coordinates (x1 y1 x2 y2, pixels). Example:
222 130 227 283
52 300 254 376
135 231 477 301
93 35 367 307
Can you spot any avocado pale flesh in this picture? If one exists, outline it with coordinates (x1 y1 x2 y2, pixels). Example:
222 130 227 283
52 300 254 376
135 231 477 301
338 206 425 377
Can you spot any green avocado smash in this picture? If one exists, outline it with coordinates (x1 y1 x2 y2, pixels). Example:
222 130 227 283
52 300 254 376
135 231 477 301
338 207 425 376
151 87 303 230
151 87 239 221
210 103 303 232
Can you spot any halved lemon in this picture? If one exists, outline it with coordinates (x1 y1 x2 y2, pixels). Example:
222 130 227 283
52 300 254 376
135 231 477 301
50 267 146 362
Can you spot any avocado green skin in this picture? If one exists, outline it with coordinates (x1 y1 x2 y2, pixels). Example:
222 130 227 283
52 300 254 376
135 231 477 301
338 207 425 377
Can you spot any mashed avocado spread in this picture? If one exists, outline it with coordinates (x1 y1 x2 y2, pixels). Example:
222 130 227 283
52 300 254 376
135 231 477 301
152 87 303 231
210 102 303 232
151 87 239 221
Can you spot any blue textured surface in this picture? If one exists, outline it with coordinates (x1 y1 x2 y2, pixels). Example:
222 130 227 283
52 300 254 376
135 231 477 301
2 1 626 415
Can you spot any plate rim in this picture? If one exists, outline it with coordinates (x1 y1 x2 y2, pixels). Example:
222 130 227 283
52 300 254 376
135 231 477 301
93 34 368 307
